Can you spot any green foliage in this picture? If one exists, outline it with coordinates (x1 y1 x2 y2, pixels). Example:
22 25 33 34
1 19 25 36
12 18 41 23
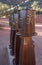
0 2 10 15
0 0 42 16
31 1 42 13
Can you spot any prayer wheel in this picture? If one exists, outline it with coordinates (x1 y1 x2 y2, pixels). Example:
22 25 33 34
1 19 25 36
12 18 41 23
9 14 16 55
19 9 36 36
26 10 36 35
13 9 36 65
9 12 19 55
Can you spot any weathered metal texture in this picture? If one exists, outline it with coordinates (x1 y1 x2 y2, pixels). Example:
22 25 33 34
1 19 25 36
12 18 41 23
10 28 16 55
15 33 21 65
19 37 36 65
26 10 36 35
18 9 36 36
14 13 19 31
9 12 20 56
19 9 27 36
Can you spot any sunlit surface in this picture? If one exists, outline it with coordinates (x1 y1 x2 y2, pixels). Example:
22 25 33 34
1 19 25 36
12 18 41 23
25 0 29 3
37 32 42 36
35 24 42 27
35 24 42 36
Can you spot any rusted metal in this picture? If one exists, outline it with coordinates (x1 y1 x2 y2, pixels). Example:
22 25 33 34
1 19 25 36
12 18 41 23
26 10 36 35
15 32 21 65
9 9 36 65
10 28 16 55
19 37 35 65
18 9 36 36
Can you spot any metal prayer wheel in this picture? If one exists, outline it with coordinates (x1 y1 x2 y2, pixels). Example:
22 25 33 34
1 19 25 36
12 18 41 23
9 13 18 55
19 9 36 36
9 9 36 65
14 12 19 31
10 23 16 55
16 9 36 65
19 9 26 36
27 10 36 35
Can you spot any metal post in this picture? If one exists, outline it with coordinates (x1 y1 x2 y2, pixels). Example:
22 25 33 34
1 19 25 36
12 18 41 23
19 37 35 65
10 28 16 55
16 33 21 65
19 9 36 65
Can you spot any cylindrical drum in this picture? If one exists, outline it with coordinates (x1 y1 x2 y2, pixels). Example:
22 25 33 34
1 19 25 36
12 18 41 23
19 37 35 65
14 13 19 32
19 9 26 35
26 10 36 35
19 9 36 36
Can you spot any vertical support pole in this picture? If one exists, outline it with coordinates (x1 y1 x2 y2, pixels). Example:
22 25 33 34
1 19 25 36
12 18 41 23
10 28 16 55
15 33 21 65
19 37 35 65
9 28 12 49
